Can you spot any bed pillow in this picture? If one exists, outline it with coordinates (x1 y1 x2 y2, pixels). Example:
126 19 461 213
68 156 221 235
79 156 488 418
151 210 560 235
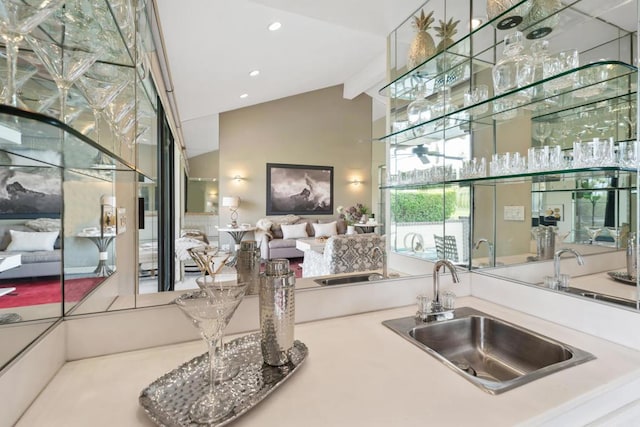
281 223 308 240
312 221 337 237
6 230 59 252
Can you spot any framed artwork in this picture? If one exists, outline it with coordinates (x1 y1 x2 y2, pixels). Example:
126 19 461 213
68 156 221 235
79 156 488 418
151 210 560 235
0 166 62 219
117 208 127 234
266 163 333 215
101 204 116 235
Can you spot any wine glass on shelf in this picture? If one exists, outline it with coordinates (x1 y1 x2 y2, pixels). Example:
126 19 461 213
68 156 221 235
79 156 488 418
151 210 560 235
532 121 552 145
585 226 602 245
0 0 64 107
175 283 247 424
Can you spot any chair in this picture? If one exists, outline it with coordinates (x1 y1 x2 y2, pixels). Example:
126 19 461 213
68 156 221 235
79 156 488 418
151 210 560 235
302 234 384 278
433 235 458 262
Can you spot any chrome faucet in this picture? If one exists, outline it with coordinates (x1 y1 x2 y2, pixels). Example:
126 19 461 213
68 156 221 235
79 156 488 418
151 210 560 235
474 238 494 267
431 259 460 312
371 246 387 278
554 248 585 283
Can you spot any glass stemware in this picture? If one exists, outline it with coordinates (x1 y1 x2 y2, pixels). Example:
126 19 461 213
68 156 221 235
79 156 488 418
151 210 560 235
606 226 623 248
585 226 602 245
26 32 102 123
188 246 244 381
75 63 127 145
175 284 247 424
0 0 64 106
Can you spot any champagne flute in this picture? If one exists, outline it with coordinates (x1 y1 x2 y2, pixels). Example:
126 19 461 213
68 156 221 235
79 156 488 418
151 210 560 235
175 284 247 424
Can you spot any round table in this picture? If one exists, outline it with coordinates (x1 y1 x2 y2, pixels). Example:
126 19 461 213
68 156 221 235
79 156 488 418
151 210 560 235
218 226 257 266
77 232 116 277
354 222 380 234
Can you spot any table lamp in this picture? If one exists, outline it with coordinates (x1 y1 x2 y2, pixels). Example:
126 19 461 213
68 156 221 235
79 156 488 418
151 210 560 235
222 196 240 228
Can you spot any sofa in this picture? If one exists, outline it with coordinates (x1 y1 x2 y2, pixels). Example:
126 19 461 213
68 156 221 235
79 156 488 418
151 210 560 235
255 215 350 260
0 219 62 280
302 233 385 277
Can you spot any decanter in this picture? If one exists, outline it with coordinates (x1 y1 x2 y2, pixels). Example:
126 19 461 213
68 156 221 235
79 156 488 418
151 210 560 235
492 31 534 105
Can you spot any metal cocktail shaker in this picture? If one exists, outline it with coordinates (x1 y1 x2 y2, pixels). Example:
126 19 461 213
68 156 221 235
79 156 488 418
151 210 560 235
627 232 637 279
237 240 261 295
259 258 295 366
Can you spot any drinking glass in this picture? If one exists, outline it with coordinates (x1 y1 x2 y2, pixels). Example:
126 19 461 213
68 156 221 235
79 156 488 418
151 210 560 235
573 65 609 99
0 50 37 107
75 63 127 145
606 227 623 248
585 226 602 244
543 49 579 91
0 0 64 106
26 31 102 123
532 122 552 144
463 84 489 115
175 284 247 424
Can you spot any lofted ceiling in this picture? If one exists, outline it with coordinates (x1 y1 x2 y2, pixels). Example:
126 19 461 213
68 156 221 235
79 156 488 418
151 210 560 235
154 0 427 158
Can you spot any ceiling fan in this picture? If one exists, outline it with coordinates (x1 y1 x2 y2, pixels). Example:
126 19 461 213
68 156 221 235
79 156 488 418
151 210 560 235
393 144 464 164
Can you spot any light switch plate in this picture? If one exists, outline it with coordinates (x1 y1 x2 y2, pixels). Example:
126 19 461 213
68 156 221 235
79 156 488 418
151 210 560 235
504 205 525 221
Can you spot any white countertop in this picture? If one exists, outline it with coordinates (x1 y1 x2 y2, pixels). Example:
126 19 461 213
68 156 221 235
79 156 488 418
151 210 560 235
16 297 640 426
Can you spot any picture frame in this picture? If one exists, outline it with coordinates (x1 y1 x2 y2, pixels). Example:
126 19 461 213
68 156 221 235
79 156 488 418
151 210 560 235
117 208 127 234
101 204 116 235
266 163 333 215
0 166 62 219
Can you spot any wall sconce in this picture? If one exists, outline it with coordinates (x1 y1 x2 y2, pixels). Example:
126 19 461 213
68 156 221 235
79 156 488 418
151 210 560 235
233 175 244 183
350 179 364 186
222 196 241 227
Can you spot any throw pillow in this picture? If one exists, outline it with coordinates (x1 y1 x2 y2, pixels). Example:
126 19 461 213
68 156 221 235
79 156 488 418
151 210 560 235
6 230 59 252
312 221 337 237
24 218 61 232
281 222 308 240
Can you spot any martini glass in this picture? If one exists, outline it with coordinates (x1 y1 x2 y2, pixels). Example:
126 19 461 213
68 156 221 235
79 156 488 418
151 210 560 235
175 285 247 424
26 31 102 123
585 226 602 245
0 50 37 107
188 246 243 381
75 63 127 145
0 0 64 106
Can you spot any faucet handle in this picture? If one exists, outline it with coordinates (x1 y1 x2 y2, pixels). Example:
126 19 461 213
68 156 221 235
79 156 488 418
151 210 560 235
416 294 432 320
441 291 456 310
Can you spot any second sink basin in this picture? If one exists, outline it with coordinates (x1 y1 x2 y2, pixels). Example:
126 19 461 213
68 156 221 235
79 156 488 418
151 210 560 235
383 307 595 394
314 273 383 286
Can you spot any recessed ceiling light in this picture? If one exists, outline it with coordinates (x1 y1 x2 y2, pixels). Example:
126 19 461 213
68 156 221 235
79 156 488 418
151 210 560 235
240 93 248 99
268 22 282 31
249 70 260 77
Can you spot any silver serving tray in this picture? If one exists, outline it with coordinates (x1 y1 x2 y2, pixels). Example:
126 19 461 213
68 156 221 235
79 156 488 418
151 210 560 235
140 333 308 426
607 271 637 286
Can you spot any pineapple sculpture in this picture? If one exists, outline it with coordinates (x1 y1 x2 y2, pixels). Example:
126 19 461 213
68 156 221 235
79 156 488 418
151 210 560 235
407 9 436 70
435 18 460 53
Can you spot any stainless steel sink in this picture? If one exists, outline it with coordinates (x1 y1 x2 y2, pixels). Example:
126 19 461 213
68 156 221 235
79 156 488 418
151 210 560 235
383 307 595 394
314 273 383 286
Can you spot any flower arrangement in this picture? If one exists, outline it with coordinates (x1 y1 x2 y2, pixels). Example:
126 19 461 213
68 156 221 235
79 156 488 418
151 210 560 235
337 203 370 225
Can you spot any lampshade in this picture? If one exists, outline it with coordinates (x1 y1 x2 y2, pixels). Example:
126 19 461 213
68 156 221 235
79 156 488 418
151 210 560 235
222 196 240 208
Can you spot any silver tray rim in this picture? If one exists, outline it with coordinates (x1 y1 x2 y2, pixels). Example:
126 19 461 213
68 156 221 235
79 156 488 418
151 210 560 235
607 270 637 286
139 332 308 426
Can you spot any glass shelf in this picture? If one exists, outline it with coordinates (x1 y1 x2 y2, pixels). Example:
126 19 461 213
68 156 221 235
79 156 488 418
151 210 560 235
381 166 637 190
381 0 531 97
379 61 637 145
0 105 137 171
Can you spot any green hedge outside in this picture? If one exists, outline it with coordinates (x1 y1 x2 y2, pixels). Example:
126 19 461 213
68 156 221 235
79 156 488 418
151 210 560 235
391 190 457 222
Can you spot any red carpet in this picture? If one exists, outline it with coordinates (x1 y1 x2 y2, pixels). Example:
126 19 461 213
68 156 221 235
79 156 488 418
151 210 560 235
0 277 103 308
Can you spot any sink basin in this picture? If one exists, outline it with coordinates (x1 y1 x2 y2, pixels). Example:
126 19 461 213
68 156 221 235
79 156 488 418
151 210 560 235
383 307 595 394
314 273 383 286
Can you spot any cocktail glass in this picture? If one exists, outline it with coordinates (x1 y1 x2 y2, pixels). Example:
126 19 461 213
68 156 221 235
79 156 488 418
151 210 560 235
606 226 623 248
175 284 247 424
75 62 127 146
26 31 102 123
188 246 243 381
585 226 602 245
0 0 64 106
